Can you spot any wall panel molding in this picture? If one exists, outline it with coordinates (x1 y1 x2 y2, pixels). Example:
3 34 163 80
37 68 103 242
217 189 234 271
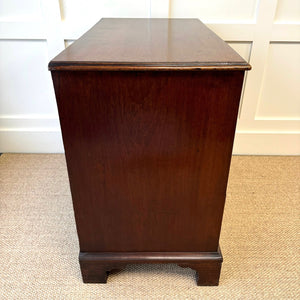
0 0 299 154
271 24 300 41
40 0 65 60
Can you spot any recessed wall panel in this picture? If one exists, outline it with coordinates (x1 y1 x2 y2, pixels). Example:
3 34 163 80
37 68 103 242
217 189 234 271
256 43 300 119
60 0 149 21
227 42 252 62
0 40 57 115
170 0 258 21
275 0 300 23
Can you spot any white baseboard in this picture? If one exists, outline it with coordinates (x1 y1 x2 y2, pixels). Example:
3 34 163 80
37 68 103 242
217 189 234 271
233 131 300 155
0 131 64 153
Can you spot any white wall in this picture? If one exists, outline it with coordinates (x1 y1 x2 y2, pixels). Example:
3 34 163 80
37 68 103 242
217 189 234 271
0 0 299 154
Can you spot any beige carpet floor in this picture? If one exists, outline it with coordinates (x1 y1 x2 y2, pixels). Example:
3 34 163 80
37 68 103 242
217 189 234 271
0 154 299 299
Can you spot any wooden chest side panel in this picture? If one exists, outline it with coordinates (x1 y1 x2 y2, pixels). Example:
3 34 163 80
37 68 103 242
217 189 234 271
52 70 244 252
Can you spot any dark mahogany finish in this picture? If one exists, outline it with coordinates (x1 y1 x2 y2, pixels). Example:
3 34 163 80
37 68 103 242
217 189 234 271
49 18 250 286
79 250 223 286
49 18 250 71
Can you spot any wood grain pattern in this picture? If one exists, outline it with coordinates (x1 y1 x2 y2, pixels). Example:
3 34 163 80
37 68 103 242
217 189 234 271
52 70 244 253
49 18 251 71
50 18 250 285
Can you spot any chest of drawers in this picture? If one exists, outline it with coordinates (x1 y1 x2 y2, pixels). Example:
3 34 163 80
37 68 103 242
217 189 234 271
49 18 250 285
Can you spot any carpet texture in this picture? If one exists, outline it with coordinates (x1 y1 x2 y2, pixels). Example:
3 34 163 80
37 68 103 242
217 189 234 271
0 154 299 299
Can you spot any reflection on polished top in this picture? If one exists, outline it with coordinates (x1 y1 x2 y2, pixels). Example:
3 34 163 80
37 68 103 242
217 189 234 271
49 18 251 71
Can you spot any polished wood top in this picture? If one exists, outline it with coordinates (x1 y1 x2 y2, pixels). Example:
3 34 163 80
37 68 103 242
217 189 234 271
49 18 251 71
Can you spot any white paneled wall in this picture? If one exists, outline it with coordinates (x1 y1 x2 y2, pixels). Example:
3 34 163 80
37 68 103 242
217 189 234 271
0 0 299 154
170 0 258 21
